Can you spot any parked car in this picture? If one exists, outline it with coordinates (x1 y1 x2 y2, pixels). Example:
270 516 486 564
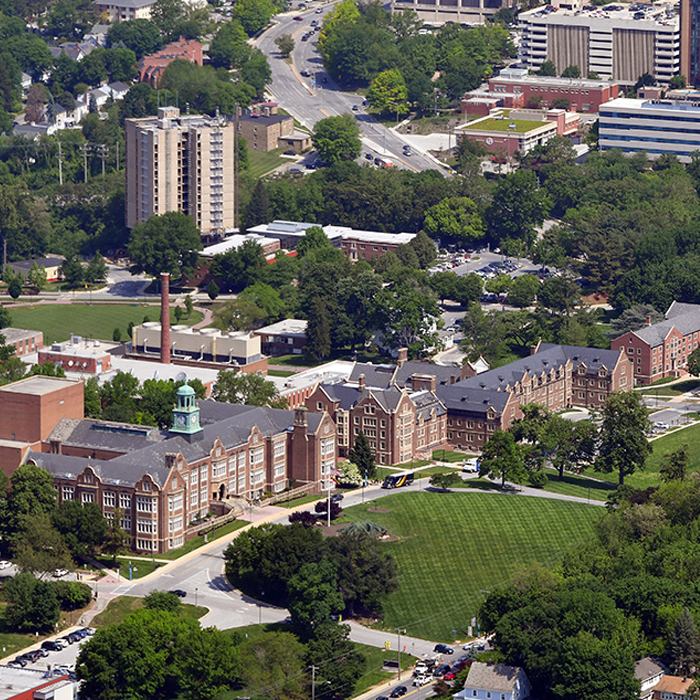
169 589 187 598
300 70 310 77
11 656 28 667
434 664 451 677
413 674 431 687
80 627 95 636
330 493 344 502
0 560 11 569
41 641 65 652
434 644 454 654
390 686 408 698
54 568 68 577
315 6 323 11
293 15 303 19
284 150 297 155
58 636 75 646
443 670 456 680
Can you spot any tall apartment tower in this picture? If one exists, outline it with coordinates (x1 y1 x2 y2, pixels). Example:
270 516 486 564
125 106 235 233
681 0 700 85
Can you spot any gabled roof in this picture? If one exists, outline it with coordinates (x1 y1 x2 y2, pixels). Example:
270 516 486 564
435 383 511 416
624 302 700 347
393 361 462 388
634 657 665 682
465 662 527 693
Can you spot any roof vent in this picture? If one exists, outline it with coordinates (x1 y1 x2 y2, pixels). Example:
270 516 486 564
593 357 599 363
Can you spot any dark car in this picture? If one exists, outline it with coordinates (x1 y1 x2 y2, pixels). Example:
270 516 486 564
301 34 310 41
284 149 297 155
331 493 344 502
434 644 454 654
352 104 359 111
293 14 303 20
169 589 187 597
365 152 373 160
374 157 382 165
390 687 407 698
11 656 28 667
41 641 65 652
434 664 451 677
300 70 310 77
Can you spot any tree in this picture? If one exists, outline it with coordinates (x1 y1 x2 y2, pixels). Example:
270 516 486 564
409 230 437 269
209 20 251 68
306 296 331 361
660 445 690 483
288 558 344 638
538 277 580 315
479 430 526 488
128 211 202 280
53 500 106 557
688 347 700 377
232 0 276 35
423 197 484 246
538 60 556 76
4 572 60 632
349 431 376 481
28 262 47 291
112 327 122 342
508 274 540 308
102 507 128 564
86 252 108 284
236 629 308 700
275 33 295 58
297 226 332 258
429 471 461 491
2 463 57 544
561 65 580 78
13 514 73 580
144 591 182 613
241 49 272 96
212 370 283 407
669 75 687 89
594 391 652 486
76 609 238 700
668 608 700 676
312 114 361 165
367 69 409 120
107 19 163 58
7 275 22 299
207 279 220 301
60 255 85 289
486 169 551 248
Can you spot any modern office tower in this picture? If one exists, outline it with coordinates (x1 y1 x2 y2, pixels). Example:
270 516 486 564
681 0 700 84
519 4 680 84
125 106 235 234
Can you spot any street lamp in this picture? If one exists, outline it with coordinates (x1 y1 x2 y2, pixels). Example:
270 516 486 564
195 587 198 607
397 628 406 680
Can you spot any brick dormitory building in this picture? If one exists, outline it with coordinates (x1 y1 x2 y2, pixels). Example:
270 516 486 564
306 343 631 461
0 376 336 555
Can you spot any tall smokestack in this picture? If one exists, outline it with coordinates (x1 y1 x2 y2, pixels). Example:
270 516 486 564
161 272 171 365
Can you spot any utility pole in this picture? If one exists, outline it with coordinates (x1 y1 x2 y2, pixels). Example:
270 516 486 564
80 143 90 182
57 141 63 185
310 665 317 700
327 480 331 528
397 629 403 680
115 140 119 172
97 144 108 177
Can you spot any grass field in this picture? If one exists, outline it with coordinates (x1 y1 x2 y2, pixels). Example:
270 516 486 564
158 520 248 560
91 595 206 627
640 379 700 397
93 555 164 579
589 421 700 490
8 304 202 344
248 148 289 179
538 471 615 501
342 492 600 641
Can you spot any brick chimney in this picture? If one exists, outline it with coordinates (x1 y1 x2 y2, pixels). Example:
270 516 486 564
397 348 408 367
646 315 652 326
358 373 366 391
161 272 171 364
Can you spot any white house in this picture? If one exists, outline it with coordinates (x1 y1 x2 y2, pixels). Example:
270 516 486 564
456 662 530 700
636 658 665 700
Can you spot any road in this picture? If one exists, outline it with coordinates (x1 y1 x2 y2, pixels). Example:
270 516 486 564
256 5 440 173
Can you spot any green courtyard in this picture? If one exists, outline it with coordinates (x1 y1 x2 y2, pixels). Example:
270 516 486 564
341 491 600 641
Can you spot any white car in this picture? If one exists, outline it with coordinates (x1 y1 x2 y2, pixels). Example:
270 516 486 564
54 568 69 577
413 675 431 687
0 560 11 569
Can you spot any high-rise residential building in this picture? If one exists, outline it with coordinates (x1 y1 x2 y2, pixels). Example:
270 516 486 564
125 106 235 234
519 4 680 84
681 0 700 84
390 0 511 27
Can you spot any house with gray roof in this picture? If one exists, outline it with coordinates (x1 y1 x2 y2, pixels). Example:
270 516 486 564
611 301 700 385
23 383 336 555
456 662 530 700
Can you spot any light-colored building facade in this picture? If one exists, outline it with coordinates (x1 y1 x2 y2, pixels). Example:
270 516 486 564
456 662 530 700
2 328 43 358
599 97 700 162
519 4 680 83
94 0 154 21
125 106 235 234
390 0 512 27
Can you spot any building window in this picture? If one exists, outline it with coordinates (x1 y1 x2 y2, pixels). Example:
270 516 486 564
121 515 131 531
141 480 151 491
62 485 74 500
81 492 95 504
169 516 183 532
120 493 131 510
136 496 154 512
274 441 286 459
137 518 155 533
168 493 183 511
191 491 198 506
103 491 116 508
200 466 208 484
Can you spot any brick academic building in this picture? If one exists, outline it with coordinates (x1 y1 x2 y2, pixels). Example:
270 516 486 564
0 376 336 554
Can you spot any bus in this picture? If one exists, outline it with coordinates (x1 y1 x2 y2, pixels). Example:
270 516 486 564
382 471 415 489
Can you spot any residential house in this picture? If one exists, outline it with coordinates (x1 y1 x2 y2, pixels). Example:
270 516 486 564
636 658 666 700
653 675 695 700
9 255 64 282
611 302 700 384
456 662 530 700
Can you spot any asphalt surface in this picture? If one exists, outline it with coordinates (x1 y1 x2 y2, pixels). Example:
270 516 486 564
256 4 440 173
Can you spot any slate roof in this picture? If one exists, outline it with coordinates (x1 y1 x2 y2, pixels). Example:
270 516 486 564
634 657 665 682
348 362 397 389
10 256 64 271
37 400 324 487
465 662 526 693
412 390 447 419
627 302 700 347
393 361 462 388
435 383 511 416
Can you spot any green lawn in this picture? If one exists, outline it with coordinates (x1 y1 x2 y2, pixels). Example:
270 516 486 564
8 303 202 345
352 643 417 695
341 492 600 641
279 493 323 508
92 555 164 579
432 449 477 463
640 379 700 397
538 471 616 502
158 520 248 560
589 421 700 490
248 148 289 179
266 369 297 377
464 117 544 133
91 595 206 627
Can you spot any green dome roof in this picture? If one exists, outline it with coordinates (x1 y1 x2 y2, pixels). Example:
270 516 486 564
177 381 195 396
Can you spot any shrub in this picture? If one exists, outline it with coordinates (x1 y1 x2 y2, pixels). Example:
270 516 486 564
53 580 92 610
529 470 549 489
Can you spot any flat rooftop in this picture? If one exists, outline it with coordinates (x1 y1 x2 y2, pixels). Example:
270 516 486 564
462 117 550 133
255 319 308 335
0 668 71 700
1 327 42 342
0 376 80 395
520 2 678 26
601 97 700 112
